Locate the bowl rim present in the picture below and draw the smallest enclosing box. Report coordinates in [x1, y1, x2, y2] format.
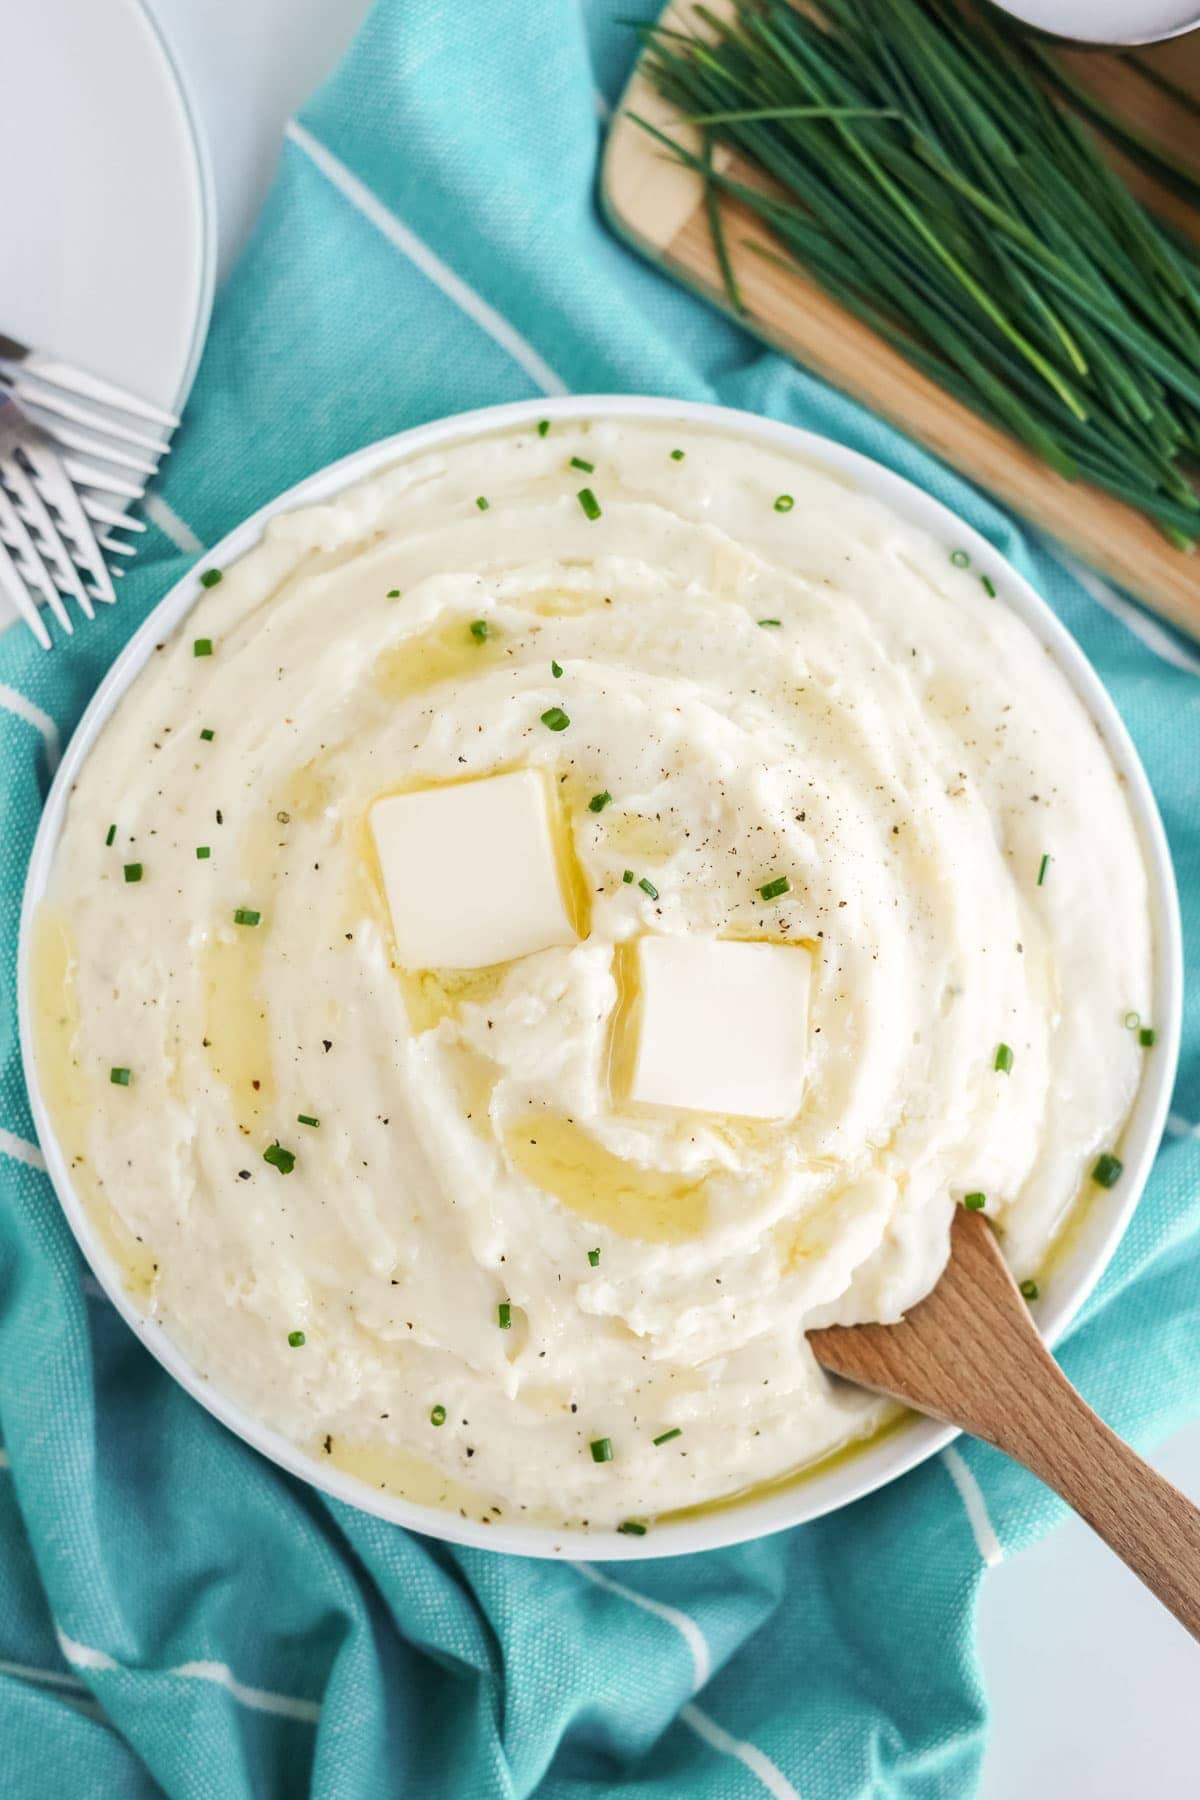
[18, 394, 1183, 1560]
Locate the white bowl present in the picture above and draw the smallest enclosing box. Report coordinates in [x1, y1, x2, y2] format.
[19, 397, 1183, 1559]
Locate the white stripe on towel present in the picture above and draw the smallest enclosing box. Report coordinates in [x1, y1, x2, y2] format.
[55, 1629, 321, 1723]
[0, 1129, 46, 1172]
[1064, 556, 1200, 678]
[0, 1657, 85, 1693]
[571, 1560, 711, 1690]
[0, 1447, 9, 1468]
[141, 494, 203, 556]
[942, 1445, 1003, 1567]
[286, 121, 569, 398]
[681, 1703, 802, 1800]
[0, 685, 60, 772]
[1166, 1113, 1200, 1139]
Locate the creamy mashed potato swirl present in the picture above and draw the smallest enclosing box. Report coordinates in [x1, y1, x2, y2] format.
[36, 419, 1152, 1529]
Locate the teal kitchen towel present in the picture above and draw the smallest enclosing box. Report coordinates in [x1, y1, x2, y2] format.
[1, 3, 1198, 1795]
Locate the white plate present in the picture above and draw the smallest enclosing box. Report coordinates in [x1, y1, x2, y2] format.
[19, 398, 1184, 1560]
[0, 0, 215, 627]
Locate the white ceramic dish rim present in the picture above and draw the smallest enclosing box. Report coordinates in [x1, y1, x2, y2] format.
[18, 395, 1183, 1560]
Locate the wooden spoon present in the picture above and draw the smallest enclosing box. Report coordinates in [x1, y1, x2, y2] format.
[809, 1206, 1200, 1641]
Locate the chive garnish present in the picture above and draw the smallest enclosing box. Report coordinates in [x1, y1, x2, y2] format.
[195, 846, 211, 860]
[233, 907, 261, 927]
[773, 494, 794, 513]
[981, 575, 997, 598]
[617, 1520, 647, 1536]
[622, 870, 634, 883]
[541, 706, 570, 732]
[105, 823, 116, 847]
[287, 1329, 305, 1347]
[950, 549, 971, 569]
[570, 457, 595, 473]
[638, 877, 659, 899]
[430, 1404, 447, 1427]
[297, 1114, 320, 1128]
[123, 862, 143, 883]
[551, 660, 563, 678]
[587, 1248, 600, 1267]
[758, 618, 782, 628]
[264, 1142, 296, 1174]
[469, 619, 489, 641]
[588, 791, 612, 813]
[1037, 853, 1050, 886]
[1092, 1152, 1123, 1188]
[670, 448, 685, 461]
[653, 1427, 682, 1446]
[199, 569, 223, 589]
[963, 1192, 986, 1211]
[1019, 1279, 1039, 1300]
[475, 496, 489, 511]
[193, 638, 213, 657]
[387, 588, 401, 598]
[109, 1067, 131, 1087]
[590, 1437, 613, 1463]
[200, 727, 215, 741]
[537, 420, 550, 437]
[1139, 1027, 1157, 1047]
[760, 875, 790, 900]
[497, 1301, 512, 1329]
[994, 1043, 1014, 1073]
[1123, 1010, 1140, 1030]
[577, 488, 601, 521]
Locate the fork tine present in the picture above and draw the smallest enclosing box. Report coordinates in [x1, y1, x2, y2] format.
[0, 480, 74, 634]
[61, 454, 144, 501]
[27, 418, 160, 478]
[0, 342, 179, 429]
[21, 442, 115, 604]
[81, 494, 147, 532]
[3, 453, 91, 615]
[2, 373, 172, 455]
[0, 537, 53, 649]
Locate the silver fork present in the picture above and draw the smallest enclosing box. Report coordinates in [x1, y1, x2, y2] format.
[0, 334, 177, 647]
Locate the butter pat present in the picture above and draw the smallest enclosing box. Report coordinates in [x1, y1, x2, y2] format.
[371, 770, 579, 970]
[626, 937, 810, 1118]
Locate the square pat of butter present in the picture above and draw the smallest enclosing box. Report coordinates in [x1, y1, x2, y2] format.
[371, 770, 579, 970]
[626, 936, 810, 1119]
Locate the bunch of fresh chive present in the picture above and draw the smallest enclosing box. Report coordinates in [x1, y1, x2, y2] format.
[633, 0, 1200, 546]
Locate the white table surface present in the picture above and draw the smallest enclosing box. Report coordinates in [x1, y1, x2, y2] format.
[142, 2, 1200, 1789]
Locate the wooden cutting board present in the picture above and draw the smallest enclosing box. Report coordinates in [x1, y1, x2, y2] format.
[601, 5, 1200, 640]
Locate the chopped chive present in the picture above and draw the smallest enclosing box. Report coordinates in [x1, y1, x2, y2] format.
[981, 575, 997, 597]
[570, 457, 595, 473]
[497, 1301, 512, 1329]
[590, 1437, 613, 1463]
[537, 420, 550, 437]
[297, 1114, 320, 1128]
[653, 1427, 682, 1446]
[287, 1329, 305, 1347]
[1019, 1278, 1039, 1300]
[193, 638, 213, 657]
[430, 1403, 447, 1427]
[773, 494, 794, 513]
[109, 1066, 131, 1087]
[541, 706, 570, 732]
[963, 1192, 986, 1211]
[577, 487, 601, 521]
[994, 1043, 1014, 1073]
[1123, 1010, 1140, 1030]
[588, 791, 612, 813]
[387, 588, 401, 598]
[199, 569, 223, 589]
[638, 877, 659, 899]
[622, 870, 634, 884]
[1037, 853, 1050, 886]
[475, 496, 489, 511]
[758, 618, 782, 628]
[105, 823, 116, 847]
[264, 1142, 296, 1175]
[233, 907, 261, 927]
[123, 862, 143, 883]
[195, 846, 211, 860]
[670, 448, 685, 461]
[617, 1520, 647, 1535]
[1092, 1152, 1123, 1188]
[759, 875, 790, 901]
[1139, 1027, 1157, 1047]
[587, 1248, 601, 1267]
[950, 549, 971, 569]
[200, 727, 215, 741]
[469, 619, 489, 641]
[551, 660, 563, 678]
